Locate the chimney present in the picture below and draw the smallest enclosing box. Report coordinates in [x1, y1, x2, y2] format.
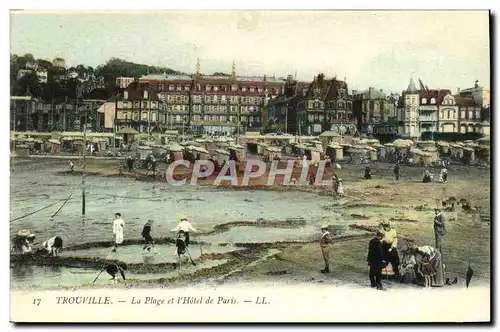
[123, 91, 128, 100]
[457, 88, 461, 95]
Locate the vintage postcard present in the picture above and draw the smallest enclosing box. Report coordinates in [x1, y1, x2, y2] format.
[9, 9, 491, 323]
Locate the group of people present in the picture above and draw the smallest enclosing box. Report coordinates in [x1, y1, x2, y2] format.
[319, 207, 450, 290]
[11, 229, 64, 257]
[112, 212, 198, 258]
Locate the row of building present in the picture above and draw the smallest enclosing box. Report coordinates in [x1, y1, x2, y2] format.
[10, 60, 490, 139]
[267, 76, 490, 139]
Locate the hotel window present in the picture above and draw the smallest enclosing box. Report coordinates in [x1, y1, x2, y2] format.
[123, 102, 129, 109]
[196, 84, 201, 91]
[143, 102, 148, 108]
[421, 98, 427, 104]
[206, 85, 211, 91]
[135, 102, 140, 108]
[431, 98, 436, 104]
[184, 85, 190, 91]
[232, 85, 237, 91]
[250, 87, 255, 93]
[169, 85, 174, 91]
[176, 85, 182, 91]
[475, 110, 480, 119]
[242, 86, 247, 92]
[133, 112, 139, 121]
[152, 102, 157, 108]
[158, 84, 164, 91]
[214, 86, 219, 91]
[469, 111, 473, 119]
[152, 112, 157, 122]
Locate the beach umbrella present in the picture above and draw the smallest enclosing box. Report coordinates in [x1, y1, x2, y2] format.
[466, 262, 474, 288]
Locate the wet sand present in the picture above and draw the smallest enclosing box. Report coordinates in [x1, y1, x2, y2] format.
[10, 158, 490, 290]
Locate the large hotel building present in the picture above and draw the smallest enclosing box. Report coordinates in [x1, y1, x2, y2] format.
[125, 61, 296, 134]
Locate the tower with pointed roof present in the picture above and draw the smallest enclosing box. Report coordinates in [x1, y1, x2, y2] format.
[403, 77, 420, 139]
[196, 58, 200, 77]
[231, 60, 236, 81]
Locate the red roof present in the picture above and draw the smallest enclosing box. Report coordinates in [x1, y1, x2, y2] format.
[454, 96, 479, 107]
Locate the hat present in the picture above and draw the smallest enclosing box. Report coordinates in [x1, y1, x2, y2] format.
[380, 220, 390, 226]
[179, 215, 187, 221]
[320, 224, 329, 230]
[115, 212, 121, 217]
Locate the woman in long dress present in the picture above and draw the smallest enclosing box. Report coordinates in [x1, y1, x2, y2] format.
[112, 213, 125, 252]
[415, 245, 444, 287]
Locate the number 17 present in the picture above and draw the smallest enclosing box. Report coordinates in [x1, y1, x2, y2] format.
[32, 299, 41, 306]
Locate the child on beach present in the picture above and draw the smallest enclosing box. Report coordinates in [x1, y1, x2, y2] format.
[419, 255, 436, 288]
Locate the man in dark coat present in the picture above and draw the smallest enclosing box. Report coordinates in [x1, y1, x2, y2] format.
[433, 208, 446, 255]
[364, 166, 372, 179]
[367, 231, 386, 290]
[126, 156, 134, 172]
[141, 220, 155, 250]
[394, 164, 400, 180]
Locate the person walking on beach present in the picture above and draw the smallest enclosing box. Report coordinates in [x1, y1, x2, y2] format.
[433, 208, 446, 255]
[69, 161, 74, 173]
[141, 220, 155, 251]
[319, 225, 333, 273]
[367, 231, 386, 290]
[126, 156, 134, 172]
[171, 215, 197, 247]
[394, 163, 400, 180]
[112, 213, 125, 252]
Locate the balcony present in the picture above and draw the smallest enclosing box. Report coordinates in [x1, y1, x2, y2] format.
[419, 116, 437, 122]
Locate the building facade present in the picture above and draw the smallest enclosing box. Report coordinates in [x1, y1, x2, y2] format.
[10, 90, 108, 132]
[352, 87, 398, 136]
[458, 80, 490, 108]
[455, 96, 484, 134]
[137, 62, 286, 134]
[116, 77, 136, 89]
[112, 82, 167, 134]
[295, 74, 355, 136]
[398, 78, 420, 139]
[437, 90, 459, 133]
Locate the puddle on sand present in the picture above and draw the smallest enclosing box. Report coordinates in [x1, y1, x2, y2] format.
[60, 244, 241, 264]
[198, 225, 369, 244]
[10, 260, 229, 290]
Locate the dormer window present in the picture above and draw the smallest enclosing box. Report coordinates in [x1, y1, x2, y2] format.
[430, 98, 436, 104]
[421, 98, 427, 104]
[123, 91, 128, 100]
[143, 90, 148, 99]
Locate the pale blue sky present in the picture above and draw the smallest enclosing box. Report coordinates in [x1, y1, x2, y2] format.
[10, 10, 490, 93]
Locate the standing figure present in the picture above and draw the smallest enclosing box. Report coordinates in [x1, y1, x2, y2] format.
[418, 255, 436, 288]
[126, 156, 134, 172]
[69, 161, 74, 173]
[414, 245, 445, 287]
[441, 168, 448, 183]
[367, 231, 386, 290]
[319, 225, 333, 273]
[422, 170, 432, 183]
[394, 164, 400, 180]
[112, 213, 125, 252]
[364, 166, 372, 179]
[433, 208, 446, 255]
[337, 179, 345, 198]
[380, 221, 400, 276]
[331, 174, 339, 196]
[43, 235, 64, 257]
[171, 215, 197, 247]
[141, 220, 155, 251]
[151, 156, 157, 175]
